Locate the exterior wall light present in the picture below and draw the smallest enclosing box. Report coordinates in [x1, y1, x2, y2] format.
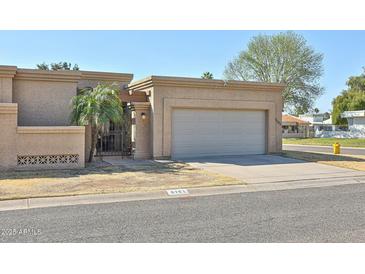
[141, 112, 147, 120]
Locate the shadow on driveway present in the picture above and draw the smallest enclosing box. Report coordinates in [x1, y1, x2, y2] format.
[179, 154, 305, 166]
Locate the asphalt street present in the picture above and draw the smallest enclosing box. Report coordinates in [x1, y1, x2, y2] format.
[1, 183, 365, 242]
[283, 144, 365, 155]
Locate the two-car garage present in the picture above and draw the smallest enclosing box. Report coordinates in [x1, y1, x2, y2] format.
[128, 76, 284, 159]
[171, 108, 267, 159]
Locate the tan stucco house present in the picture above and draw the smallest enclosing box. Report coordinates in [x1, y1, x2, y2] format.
[0, 65, 284, 171]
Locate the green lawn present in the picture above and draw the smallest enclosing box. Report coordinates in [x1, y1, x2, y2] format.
[283, 138, 365, 147]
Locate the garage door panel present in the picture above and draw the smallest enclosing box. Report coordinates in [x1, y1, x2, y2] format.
[172, 109, 266, 158]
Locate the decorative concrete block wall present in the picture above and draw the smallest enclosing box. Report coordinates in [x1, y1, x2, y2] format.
[0, 103, 85, 171]
[16, 126, 85, 169]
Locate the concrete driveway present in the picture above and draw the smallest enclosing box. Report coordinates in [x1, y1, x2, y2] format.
[185, 154, 365, 184]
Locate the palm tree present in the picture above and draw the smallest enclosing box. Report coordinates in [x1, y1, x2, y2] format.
[71, 83, 124, 162]
[201, 72, 214, 79]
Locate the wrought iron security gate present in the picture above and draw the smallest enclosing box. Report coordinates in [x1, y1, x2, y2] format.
[95, 105, 132, 157]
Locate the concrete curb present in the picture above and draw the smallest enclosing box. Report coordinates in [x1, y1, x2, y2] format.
[284, 144, 365, 150]
[2, 175, 365, 212]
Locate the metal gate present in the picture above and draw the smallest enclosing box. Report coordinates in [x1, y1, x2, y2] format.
[95, 105, 132, 157]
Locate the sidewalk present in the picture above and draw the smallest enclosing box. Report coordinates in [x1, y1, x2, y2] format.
[2, 174, 365, 212]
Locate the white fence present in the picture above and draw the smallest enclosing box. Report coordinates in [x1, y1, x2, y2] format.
[315, 128, 365, 138]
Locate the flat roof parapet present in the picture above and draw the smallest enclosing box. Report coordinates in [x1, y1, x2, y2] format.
[15, 68, 82, 82]
[0, 65, 133, 83]
[0, 65, 17, 77]
[128, 75, 285, 92]
[80, 70, 133, 82]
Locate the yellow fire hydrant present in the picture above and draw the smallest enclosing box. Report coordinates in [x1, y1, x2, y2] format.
[333, 142, 340, 155]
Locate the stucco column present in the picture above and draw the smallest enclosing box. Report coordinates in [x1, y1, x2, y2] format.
[0, 103, 18, 170]
[0, 66, 17, 103]
[132, 102, 151, 159]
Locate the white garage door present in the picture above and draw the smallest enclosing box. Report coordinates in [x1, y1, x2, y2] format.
[171, 109, 266, 158]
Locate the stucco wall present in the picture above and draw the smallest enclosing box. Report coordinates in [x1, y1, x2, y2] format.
[0, 66, 134, 169]
[152, 86, 282, 158]
[0, 104, 18, 170]
[0, 78, 13, 103]
[129, 78, 283, 159]
[10, 69, 134, 127]
[0, 66, 16, 103]
[16, 127, 85, 169]
[77, 71, 133, 90]
[0, 103, 85, 171]
[132, 102, 152, 159]
[13, 79, 77, 126]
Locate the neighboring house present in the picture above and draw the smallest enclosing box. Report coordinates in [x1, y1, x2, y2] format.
[298, 113, 346, 138]
[323, 115, 334, 129]
[282, 114, 310, 138]
[341, 110, 365, 130]
[321, 114, 346, 131]
[0, 65, 285, 171]
[315, 111, 362, 138]
[299, 113, 334, 131]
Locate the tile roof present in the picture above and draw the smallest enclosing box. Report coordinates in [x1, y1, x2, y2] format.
[282, 114, 310, 125]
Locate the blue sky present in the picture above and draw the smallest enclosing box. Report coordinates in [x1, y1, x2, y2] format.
[1, 30, 365, 112]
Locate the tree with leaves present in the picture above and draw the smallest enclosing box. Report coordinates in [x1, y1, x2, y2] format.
[201, 72, 214, 79]
[70, 83, 123, 162]
[332, 69, 365, 125]
[36, 63, 49, 70]
[36, 62, 79, 71]
[224, 31, 324, 115]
